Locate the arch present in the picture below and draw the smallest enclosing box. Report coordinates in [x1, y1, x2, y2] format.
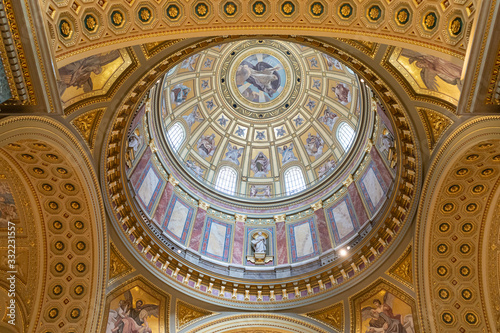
[284, 166, 306, 196]
[167, 122, 185, 151]
[337, 122, 355, 151]
[215, 166, 238, 195]
[415, 117, 500, 332]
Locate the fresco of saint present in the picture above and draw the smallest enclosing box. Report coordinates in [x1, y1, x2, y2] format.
[250, 152, 271, 177]
[197, 134, 216, 158]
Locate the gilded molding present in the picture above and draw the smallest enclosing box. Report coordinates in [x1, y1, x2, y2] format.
[71, 108, 105, 150]
[416, 108, 453, 151]
[176, 299, 215, 330]
[386, 243, 413, 289]
[303, 300, 344, 332]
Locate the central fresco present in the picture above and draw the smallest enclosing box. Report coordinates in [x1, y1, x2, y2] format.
[157, 39, 365, 199]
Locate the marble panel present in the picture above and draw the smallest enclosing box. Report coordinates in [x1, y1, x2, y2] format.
[201, 218, 232, 262]
[276, 222, 288, 265]
[315, 209, 332, 252]
[152, 182, 174, 226]
[288, 218, 319, 263]
[130, 147, 152, 185]
[348, 183, 369, 226]
[370, 148, 393, 185]
[232, 221, 245, 264]
[359, 162, 388, 215]
[161, 196, 194, 245]
[327, 197, 359, 244]
[188, 208, 206, 251]
[135, 162, 164, 214]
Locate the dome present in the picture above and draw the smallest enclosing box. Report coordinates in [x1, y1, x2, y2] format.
[158, 40, 363, 200]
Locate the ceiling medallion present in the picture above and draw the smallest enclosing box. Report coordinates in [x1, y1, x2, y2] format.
[194, 2, 209, 18]
[310, 2, 324, 17]
[59, 19, 73, 38]
[83, 14, 98, 32]
[281, 1, 295, 16]
[339, 3, 353, 19]
[166, 4, 181, 21]
[449, 17, 463, 36]
[423, 11, 438, 31]
[110, 10, 125, 27]
[367, 5, 382, 22]
[219, 40, 301, 119]
[395, 8, 410, 26]
[252, 1, 266, 16]
[223, 1, 237, 17]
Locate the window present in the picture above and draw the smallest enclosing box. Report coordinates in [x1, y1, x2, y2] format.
[337, 122, 355, 151]
[284, 166, 306, 196]
[167, 122, 185, 151]
[215, 166, 237, 195]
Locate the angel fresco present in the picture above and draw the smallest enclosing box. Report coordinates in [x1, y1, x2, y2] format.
[322, 54, 343, 71]
[361, 292, 414, 333]
[57, 50, 121, 96]
[400, 49, 462, 91]
[249, 185, 271, 198]
[332, 83, 352, 106]
[278, 143, 298, 165]
[105, 290, 159, 333]
[304, 133, 325, 159]
[197, 134, 216, 158]
[223, 144, 244, 166]
[318, 159, 336, 178]
[185, 160, 204, 178]
[318, 106, 339, 131]
[251, 152, 271, 177]
[182, 105, 203, 128]
[235, 57, 282, 99]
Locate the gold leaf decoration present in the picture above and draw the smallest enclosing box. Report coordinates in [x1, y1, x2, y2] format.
[108, 242, 134, 285]
[387, 244, 413, 288]
[417, 108, 453, 150]
[176, 299, 214, 330]
[304, 301, 344, 331]
[71, 108, 104, 149]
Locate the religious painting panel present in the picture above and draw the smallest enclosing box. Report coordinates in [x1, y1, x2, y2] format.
[387, 47, 462, 106]
[350, 279, 418, 333]
[104, 277, 169, 333]
[57, 48, 134, 109]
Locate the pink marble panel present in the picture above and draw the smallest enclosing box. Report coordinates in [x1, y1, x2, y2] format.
[130, 103, 146, 131]
[376, 102, 394, 134]
[370, 148, 392, 185]
[276, 222, 288, 265]
[348, 183, 369, 225]
[232, 221, 245, 264]
[130, 147, 152, 186]
[188, 208, 206, 251]
[315, 209, 332, 252]
[152, 182, 174, 226]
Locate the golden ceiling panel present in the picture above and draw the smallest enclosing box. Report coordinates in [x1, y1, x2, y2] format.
[176, 299, 215, 331]
[108, 242, 134, 286]
[71, 107, 105, 150]
[386, 244, 414, 289]
[141, 38, 184, 60]
[303, 300, 344, 332]
[37, 0, 472, 61]
[417, 108, 453, 151]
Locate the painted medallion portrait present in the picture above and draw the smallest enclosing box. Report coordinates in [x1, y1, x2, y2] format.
[235, 53, 286, 103]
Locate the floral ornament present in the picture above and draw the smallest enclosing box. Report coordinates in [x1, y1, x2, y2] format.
[252, 1, 266, 16]
[138, 7, 152, 23]
[111, 10, 124, 27]
[166, 4, 180, 20]
[367, 5, 381, 21]
[281, 1, 295, 16]
[59, 19, 72, 38]
[339, 3, 353, 19]
[449, 17, 462, 36]
[396, 8, 410, 25]
[195, 3, 209, 17]
[423, 12, 438, 30]
[224, 2, 237, 16]
[310, 2, 324, 17]
[84, 14, 98, 32]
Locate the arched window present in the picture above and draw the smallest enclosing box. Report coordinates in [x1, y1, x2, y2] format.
[337, 122, 355, 151]
[215, 166, 237, 195]
[167, 122, 185, 151]
[284, 166, 306, 196]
